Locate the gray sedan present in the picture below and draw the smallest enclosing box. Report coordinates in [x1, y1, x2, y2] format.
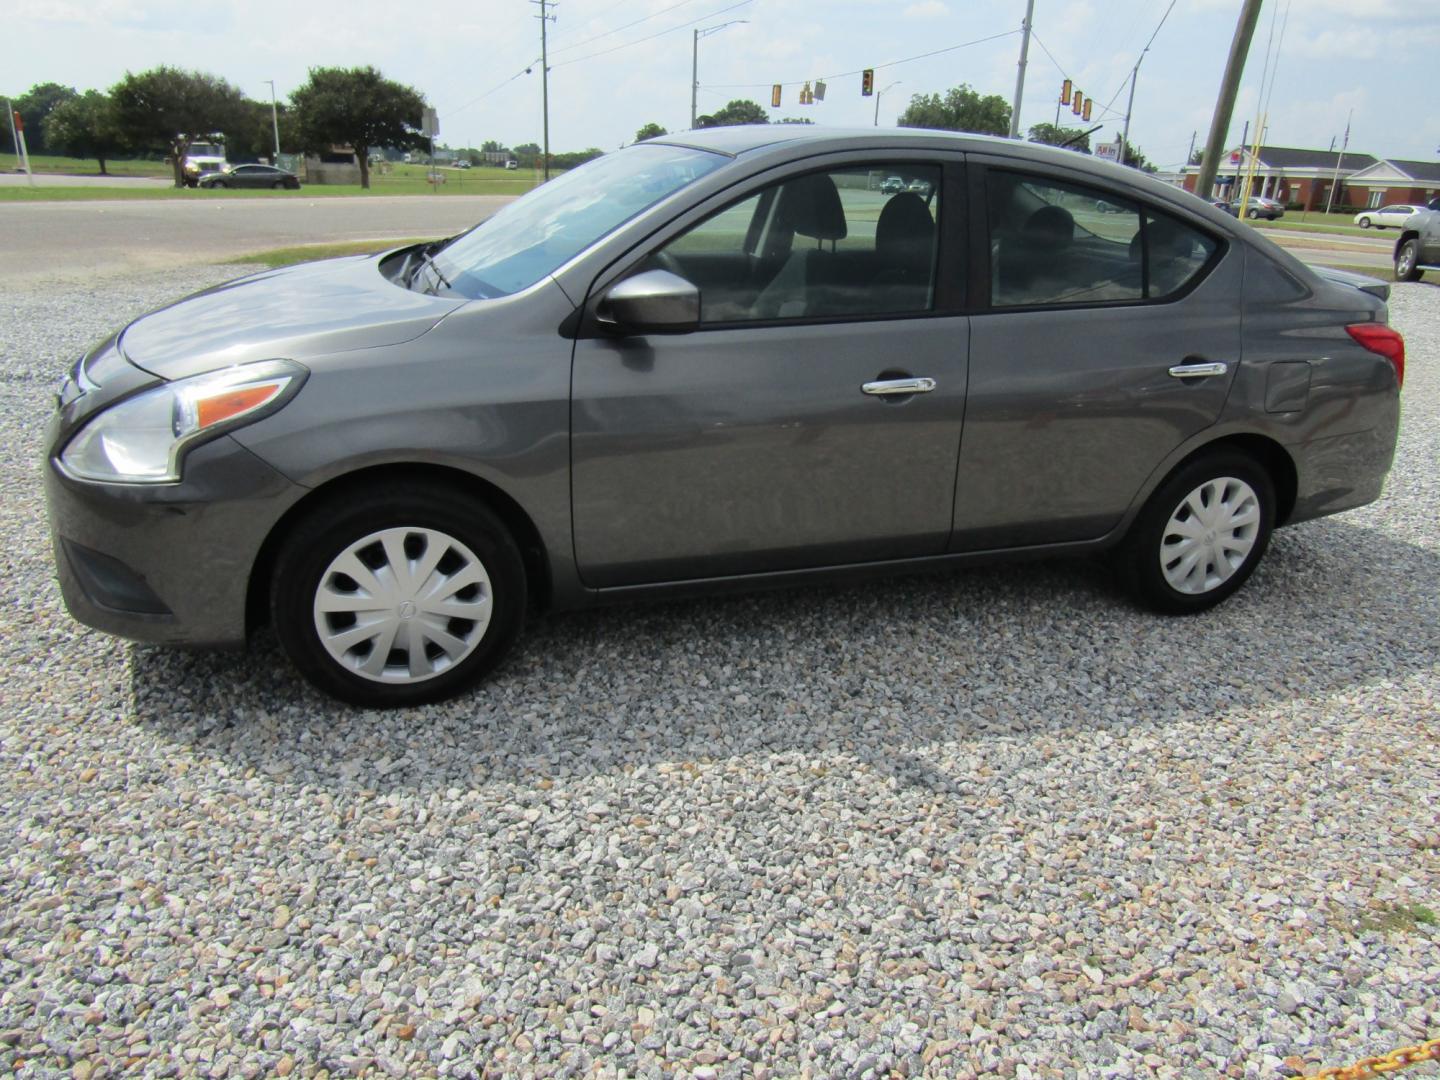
[199, 164, 301, 190]
[44, 127, 1403, 706]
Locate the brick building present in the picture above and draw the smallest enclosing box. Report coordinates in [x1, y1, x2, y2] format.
[1181, 146, 1377, 211]
[1342, 159, 1440, 209]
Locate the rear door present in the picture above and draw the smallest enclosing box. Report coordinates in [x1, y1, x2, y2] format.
[951, 159, 1240, 550]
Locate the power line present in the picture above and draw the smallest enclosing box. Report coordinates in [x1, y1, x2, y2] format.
[1028, 31, 1125, 122]
[703, 28, 1023, 91]
[551, 0, 754, 69]
[1098, 0, 1177, 122]
[549, 0, 706, 57]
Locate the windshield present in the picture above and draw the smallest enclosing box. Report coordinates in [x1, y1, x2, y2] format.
[428, 144, 725, 299]
[189, 143, 222, 157]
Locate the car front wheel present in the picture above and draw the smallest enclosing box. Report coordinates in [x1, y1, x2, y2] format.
[1247, 208, 1260, 219]
[270, 483, 526, 706]
[1395, 239, 1423, 281]
[1121, 452, 1275, 614]
[1358, 217, 1371, 228]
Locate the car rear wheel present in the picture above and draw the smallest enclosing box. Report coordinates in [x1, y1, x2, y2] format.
[1120, 451, 1275, 614]
[1395, 238, 1423, 281]
[270, 483, 526, 706]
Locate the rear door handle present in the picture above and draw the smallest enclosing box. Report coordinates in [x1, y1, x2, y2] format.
[862, 377, 937, 396]
[1168, 362, 1228, 379]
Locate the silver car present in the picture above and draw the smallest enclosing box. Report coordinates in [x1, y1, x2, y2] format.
[44, 127, 1404, 706]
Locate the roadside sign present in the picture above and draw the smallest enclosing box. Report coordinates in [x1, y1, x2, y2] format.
[422, 108, 439, 138]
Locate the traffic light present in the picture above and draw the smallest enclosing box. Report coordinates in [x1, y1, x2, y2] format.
[1072, 92, 1083, 116]
[1061, 79, 1072, 106]
[1082, 97, 1092, 122]
[814, 80, 826, 102]
[772, 84, 782, 108]
[862, 69, 874, 96]
[800, 81, 814, 105]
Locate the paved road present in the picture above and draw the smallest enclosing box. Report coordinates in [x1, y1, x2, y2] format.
[0, 195, 514, 283]
[1260, 224, 1395, 271]
[0, 172, 171, 187]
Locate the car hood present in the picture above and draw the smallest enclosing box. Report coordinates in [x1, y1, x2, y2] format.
[118, 253, 466, 381]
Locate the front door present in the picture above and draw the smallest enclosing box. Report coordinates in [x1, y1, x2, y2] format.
[570, 160, 969, 588]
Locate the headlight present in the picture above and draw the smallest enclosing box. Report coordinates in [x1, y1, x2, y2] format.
[59, 359, 307, 483]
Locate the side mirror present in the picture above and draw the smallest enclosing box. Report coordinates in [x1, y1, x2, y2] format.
[596, 269, 700, 335]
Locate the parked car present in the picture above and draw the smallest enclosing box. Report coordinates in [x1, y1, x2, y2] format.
[1394, 204, 1440, 282]
[880, 175, 905, 194]
[199, 164, 301, 190]
[505, 160, 519, 170]
[1208, 199, 1239, 217]
[44, 128, 1403, 706]
[456, 160, 472, 169]
[907, 178, 932, 196]
[1241, 196, 1284, 220]
[1354, 204, 1417, 229]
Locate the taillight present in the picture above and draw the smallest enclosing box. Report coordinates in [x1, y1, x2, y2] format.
[1346, 323, 1405, 389]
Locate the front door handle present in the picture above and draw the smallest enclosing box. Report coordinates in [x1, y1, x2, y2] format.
[862, 377, 937, 396]
[1168, 361, 1229, 379]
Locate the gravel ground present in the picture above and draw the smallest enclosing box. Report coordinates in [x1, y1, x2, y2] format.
[1, 269, 1436, 1079]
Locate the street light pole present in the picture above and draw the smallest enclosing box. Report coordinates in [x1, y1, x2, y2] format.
[263, 80, 281, 163]
[874, 81, 900, 126]
[690, 21, 747, 128]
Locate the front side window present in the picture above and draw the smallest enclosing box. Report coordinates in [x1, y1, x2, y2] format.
[988, 171, 1218, 307]
[430, 144, 726, 299]
[648, 164, 944, 324]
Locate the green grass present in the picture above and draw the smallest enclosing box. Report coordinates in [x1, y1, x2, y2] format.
[1356, 902, 1437, 935]
[235, 237, 435, 268]
[1, 151, 172, 177]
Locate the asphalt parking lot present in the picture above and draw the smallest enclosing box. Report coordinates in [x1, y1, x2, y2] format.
[0, 264, 1436, 1078]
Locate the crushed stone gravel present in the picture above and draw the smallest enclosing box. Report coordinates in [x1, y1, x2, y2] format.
[1, 267, 1436, 1079]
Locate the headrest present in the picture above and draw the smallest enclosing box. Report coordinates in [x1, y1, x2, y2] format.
[1022, 205, 1074, 248]
[781, 172, 848, 242]
[876, 192, 935, 257]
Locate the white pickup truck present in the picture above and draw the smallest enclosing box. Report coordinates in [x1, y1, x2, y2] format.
[182, 141, 228, 187]
[1395, 200, 1440, 281]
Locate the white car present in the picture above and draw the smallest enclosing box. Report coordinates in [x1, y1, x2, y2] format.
[1354, 204, 1418, 230]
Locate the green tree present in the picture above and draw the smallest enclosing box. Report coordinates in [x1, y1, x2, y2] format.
[43, 90, 126, 174]
[511, 142, 542, 168]
[634, 122, 667, 142]
[110, 67, 250, 186]
[8, 82, 79, 154]
[898, 84, 1009, 136]
[695, 99, 768, 128]
[481, 139, 503, 153]
[225, 99, 298, 161]
[1027, 122, 1091, 153]
[290, 66, 426, 189]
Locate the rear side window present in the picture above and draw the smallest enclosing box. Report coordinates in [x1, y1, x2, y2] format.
[987, 171, 1217, 307]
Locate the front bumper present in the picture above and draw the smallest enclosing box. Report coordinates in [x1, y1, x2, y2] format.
[43, 426, 306, 648]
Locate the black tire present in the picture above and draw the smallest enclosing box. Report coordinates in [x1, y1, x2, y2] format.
[1247, 208, 1260, 219]
[213, 180, 228, 189]
[270, 482, 526, 706]
[272, 180, 285, 190]
[1358, 217, 1371, 228]
[1395, 238, 1424, 282]
[1119, 451, 1275, 615]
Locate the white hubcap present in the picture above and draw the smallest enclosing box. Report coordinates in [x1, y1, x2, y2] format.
[1159, 477, 1261, 595]
[312, 527, 492, 684]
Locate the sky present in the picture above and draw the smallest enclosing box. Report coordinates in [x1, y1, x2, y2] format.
[8, 0, 1439, 170]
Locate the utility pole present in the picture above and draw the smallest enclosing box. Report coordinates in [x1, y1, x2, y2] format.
[1008, 0, 1036, 139]
[1120, 64, 1139, 166]
[1325, 109, 1352, 216]
[1186, 129, 1197, 169]
[1195, 0, 1264, 200]
[263, 80, 281, 163]
[533, 0, 556, 181]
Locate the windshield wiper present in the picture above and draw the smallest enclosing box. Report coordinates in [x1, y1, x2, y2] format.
[405, 240, 454, 294]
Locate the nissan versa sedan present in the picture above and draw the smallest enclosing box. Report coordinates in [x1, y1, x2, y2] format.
[44, 127, 1404, 706]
